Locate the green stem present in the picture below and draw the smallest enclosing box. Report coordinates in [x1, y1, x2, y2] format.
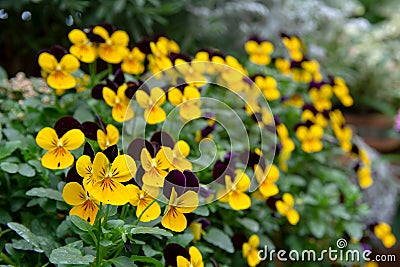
[107, 64, 113, 76]
[134, 196, 159, 225]
[120, 204, 129, 220]
[112, 242, 124, 258]
[95, 202, 103, 267]
[89, 62, 97, 85]
[0, 252, 15, 266]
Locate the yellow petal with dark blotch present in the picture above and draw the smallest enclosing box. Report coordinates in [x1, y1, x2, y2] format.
[228, 191, 251, 210]
[176, 190, 198, 213]
[161, 206, 187, 232]
[70, 200, 99, 225]
[59, 54, 80, 73]
[103, 87, 117, 107]
[62, 182, 86, 206]
[36, 127, 58, 150]
[47, 71, 76, 89]
[76, 155, 92, 178]
[110, 154, 136, 182]
[38, 52, 57, 73]
[42, 147, 74, 169]
[91, 178, 129, 205]
[60, 129, 85, 150]
[92, 152, 109, 181]
[126, 184, 141, 206]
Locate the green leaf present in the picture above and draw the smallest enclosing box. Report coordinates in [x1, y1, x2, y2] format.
[142, 245, 162, 257]
[131, 255, 163, 267]
[308, 220, 326, 238]
[237, 218, 260, 232]
[203, 227, 234, 253]
[0, 162, 19, 173]
[130, 226, 173, 237]
[109, 256, 138, 267]
[344, 222, 364, 240]
[49, 246, 95, 264]
[0, 140, 21, 160]
[26, 187, 63, 201]
[0, 65, 8, 80]
[7, 222, 43, 253]
[18, 163, 36, 177]
[106, 219, 124, 229]
[167, 233, 194, 247]
[192, 205, 209, 216]
[70, 215, 92, 232]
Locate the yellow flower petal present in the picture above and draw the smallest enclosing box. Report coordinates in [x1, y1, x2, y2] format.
[112, 103, 134, 122]
[176, 190, 199, 213]
[175, 140, 190, 157]
[177, 256, 191, 267]
[110, 30, 129, 46]
[189, 246, 204, 267]
[38, 52, 57, 73]
[59, 54, 80, 73]
[245, 40, 258, 54]
[144, 106, 166, 124]
[135, 90, 150, 109]
[68, 29, 87, 44]
[249, 235, 259, 248]
[110, 154, 136, 182]
[62, 182, 86, 206]
[142, 169, 165, 187]
[180, 103, 201, 121]
[92, 152, 109, 181]
[103, 87, 117, 107]
[140, 148, 153, 171]
[76, 155, 93, 178]
[97, 124, 119, 150]
[287, 209, 300, 225]
[247, 249, 261, 267]
[36, 127, 58, 150]
[259, 182, 279, 198]
[70, 200, 99, 225]
[47, 71, 76, 89]
[283, 193, 294, 207]
[126, 184, 141, 206]
[93, 26, 109, 41]
[60, 129, 85, 150]
[382, 234, 396, 248]
[229, 191, 251, 210]
[42, 147, 74, 169]
[150, 87, 166, 106]
[234, 171, 250, 192]
[161, 206, 187, 232]
[168, 88, 183, 106]
[91, 178, 129, 205]
[156, 147, 173, 170]
[136, 196, 161, 222]
[276, 200, 288, 216]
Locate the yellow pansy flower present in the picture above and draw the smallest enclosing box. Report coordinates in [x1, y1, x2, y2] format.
[217, 170, 251, 210]
[168, 86, 201, 121]
[92, 26, 129, 64]
[36, 127, 85, 169]
[254, 75, 280, 101]
[136, 87, 167, 124]
[38, 52, 80, 90]
[68, 29, 97, 63]
[174, 59, 207, 87]
[121, 47, 146, 75]
[97, 124, 119, 150]
[141, 147, 173, 187]
[243, 234, 261, 267]
[309, 84, 333, 112]
[76, 155, 95, 192]
[126, 184, 161, 222]
[169, 140, 192, 171]
[103, 84, 134, 123]
[62, 182, 99, 225]
[296, 123, 324, 153]
[90, 152, 136, 205]
[357, 166, 373, 189]
[177, 246, 204, 267]
[245, 39, 274, 65]
[374, 222, 396, 248]
[282, 35, 303, 61]
[254, 164, 279, 198]
[275, 58, 291, 75]
[276, 193, 300, 225]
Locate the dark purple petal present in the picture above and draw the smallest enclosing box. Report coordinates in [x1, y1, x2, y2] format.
[132, 165, 145, 188]
[210, 258, 219, 267]
[183, 170, 199, 193]
[91, 84, 105, 100]
[169, 52, 191, 63]
[163, 170, 186, 198]
[266, 196, 278, 211]
[201, 124, 215, 138]
[127, 138, 155, 160]
[113, 69, 125, 86]
[125, 81, 141, 99]
[135, 38, 152, 55]
[54, 116, 82, 137]
[351, 144, 360, 155]
[48, 45, 67, 61]
[248, 34, 265, 43]
[199, 187, 214, 199]
[232, 233, 247, 250]
[105, 78, 118, 92]
[163, 243, 190, 267]
[212, 160, 235, 184]
[124, 239, 132, 252]
[302, 103, 317, 114]
[308, 80, 326, 90]
[81, 122, 99, 140]
[83, 142, 95, 161]
[198, 218, 211, 229]
[65, 165, 83, 185]
[103, 145, 118, 163]
[150, 131, 175, 148]
[239, 150, 265, 169]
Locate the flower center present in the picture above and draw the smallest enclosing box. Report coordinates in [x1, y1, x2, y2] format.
[139, 193, 144, 199]
[151, 158, 157, 168]
[56, 64, 62, 71]
[106, 39, 112, 45]
[57, 139, 63, 147]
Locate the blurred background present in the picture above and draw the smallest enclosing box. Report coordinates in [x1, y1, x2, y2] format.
[0, 0, 400, 265]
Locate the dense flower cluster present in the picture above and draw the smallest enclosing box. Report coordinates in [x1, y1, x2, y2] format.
[34, 23, 395, 266]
